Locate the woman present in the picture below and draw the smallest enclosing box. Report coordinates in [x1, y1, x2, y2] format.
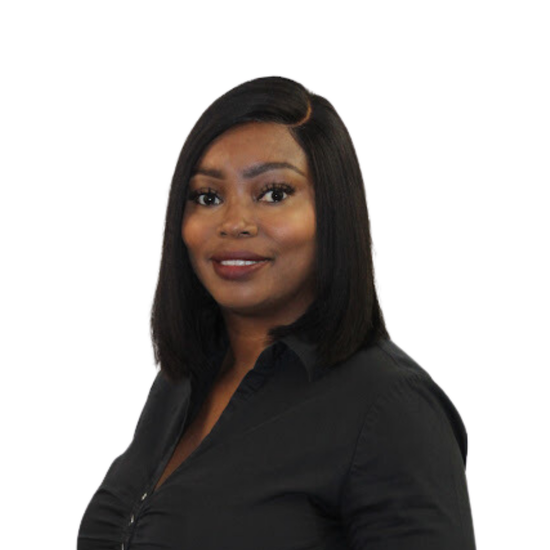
[77, 76, 477, 549]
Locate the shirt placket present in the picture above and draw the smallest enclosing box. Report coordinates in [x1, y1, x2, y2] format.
[120, 342, 284, 549]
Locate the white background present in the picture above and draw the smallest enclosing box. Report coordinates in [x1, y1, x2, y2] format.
[1, 1, 548, 548]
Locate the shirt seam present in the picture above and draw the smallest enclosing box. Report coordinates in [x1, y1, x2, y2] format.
[337, 364, 427, 512]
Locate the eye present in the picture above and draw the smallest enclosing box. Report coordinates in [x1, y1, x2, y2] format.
[186, 182, 296, 207]
[187, 187, 222, 207]
[258, 183, 295, 204]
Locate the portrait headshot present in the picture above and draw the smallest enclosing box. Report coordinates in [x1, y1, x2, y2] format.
[75, 76, 476, 549]
[3, 3, 548, 550]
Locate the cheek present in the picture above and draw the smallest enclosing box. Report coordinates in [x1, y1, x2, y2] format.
[181, 215, 205, 251]
[181, 216, 210, 276]
[270, 208, 316, 250]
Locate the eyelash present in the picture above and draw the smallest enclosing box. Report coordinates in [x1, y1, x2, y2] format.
[187, 182, 295, 207]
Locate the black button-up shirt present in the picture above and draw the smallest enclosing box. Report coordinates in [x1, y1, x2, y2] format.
[77, 334, 477, 549]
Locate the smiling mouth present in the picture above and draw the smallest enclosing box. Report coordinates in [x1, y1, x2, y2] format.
[216, 259, 269, 266]
[212, 258, 271, 280]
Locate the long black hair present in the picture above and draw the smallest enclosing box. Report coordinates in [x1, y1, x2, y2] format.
[150, 76, 390, 384]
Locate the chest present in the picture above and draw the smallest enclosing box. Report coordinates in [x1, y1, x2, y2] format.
[153, 376, 239, 492]
[144, 386, 348, 549]
[78, 363, 356, 550]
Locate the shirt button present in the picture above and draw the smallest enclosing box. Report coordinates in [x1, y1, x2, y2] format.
[140, 492, 147, 501]
[129, 514, 135, 525]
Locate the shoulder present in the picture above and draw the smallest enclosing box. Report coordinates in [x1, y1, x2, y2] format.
[337, 341, 476, 548]
[324, 338, 432, 403]
[132, 369, 192, 438]
[324, 338, 469, 463]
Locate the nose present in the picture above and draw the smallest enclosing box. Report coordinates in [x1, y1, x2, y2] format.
[218, 196, 258, 237]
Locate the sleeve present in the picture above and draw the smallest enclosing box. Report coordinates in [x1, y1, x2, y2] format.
[340, 373, 477, 550]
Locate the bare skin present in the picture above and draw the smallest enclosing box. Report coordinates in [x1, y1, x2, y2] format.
[154, 353, 239, 491]
[154, 121, 317, 492]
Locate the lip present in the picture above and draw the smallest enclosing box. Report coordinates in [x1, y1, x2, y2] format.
[212, 258, 271, 281]
[211, 250, 272, 262]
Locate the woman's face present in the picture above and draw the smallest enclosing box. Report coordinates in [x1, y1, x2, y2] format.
[182, 122, 316, 321]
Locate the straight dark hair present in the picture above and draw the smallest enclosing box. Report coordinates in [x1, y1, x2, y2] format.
[150, 76, 390, 384]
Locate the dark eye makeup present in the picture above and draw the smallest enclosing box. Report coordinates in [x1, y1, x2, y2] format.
[187, 182, 295, 207]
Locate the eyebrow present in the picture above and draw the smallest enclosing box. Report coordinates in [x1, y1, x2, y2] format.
[190, 161, 306, 179]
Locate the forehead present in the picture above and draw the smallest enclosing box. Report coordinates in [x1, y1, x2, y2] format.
[198, 122, 307, 170]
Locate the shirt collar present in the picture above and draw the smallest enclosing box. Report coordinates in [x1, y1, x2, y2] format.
[211, 329, 321, 383]
[279, 333, 321, 383]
